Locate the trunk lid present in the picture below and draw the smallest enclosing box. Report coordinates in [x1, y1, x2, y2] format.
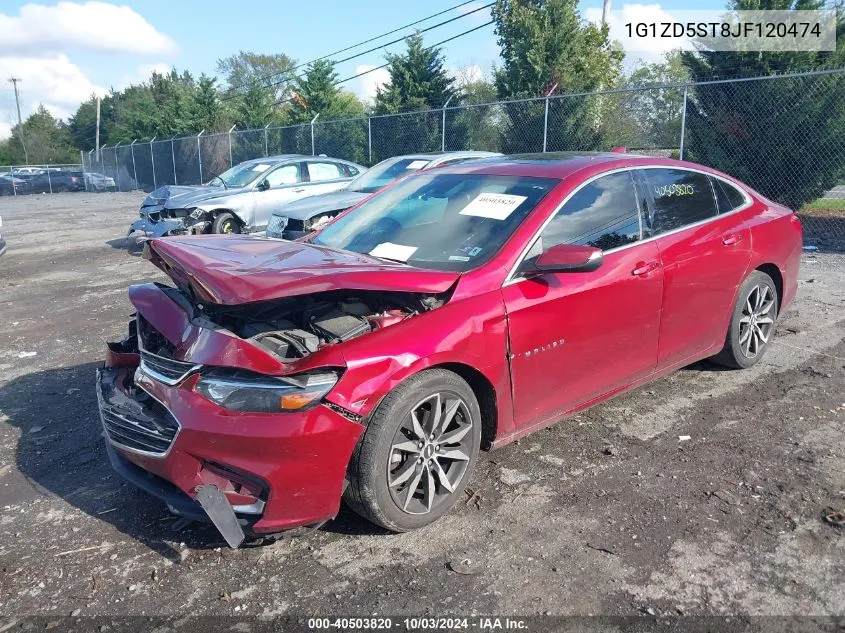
[145, 235, 459, 305]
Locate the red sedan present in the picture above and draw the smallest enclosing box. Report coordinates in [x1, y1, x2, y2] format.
[98, 153, 802, 546]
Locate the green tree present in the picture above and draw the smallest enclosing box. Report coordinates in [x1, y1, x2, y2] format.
[606, 50, 689, 150]
[3, 106, 78, 164]
[289, 60, 364, 122]
[216, 51, 297, 102]
[190, 74, 228, 133]
[233, 81, 279, 129]
[446, 67, 501, 151]
[374, 33, 456, 114]
[491, 0, 623, 152]
[371, 33, 455, 160]
[681, 0, 845, 208]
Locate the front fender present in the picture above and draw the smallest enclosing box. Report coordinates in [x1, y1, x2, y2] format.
[323, 290, 516, 439]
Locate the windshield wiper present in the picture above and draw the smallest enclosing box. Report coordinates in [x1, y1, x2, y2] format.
[206, 171, 228, 189]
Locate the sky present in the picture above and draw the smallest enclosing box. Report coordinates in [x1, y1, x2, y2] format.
[0, 0, 727, 140]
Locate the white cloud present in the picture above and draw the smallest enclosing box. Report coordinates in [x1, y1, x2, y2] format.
[351, 64, 391, 104]
[0, 55, 107, 139]
[449, 64, 486, 87]
[0, 119, 12, 142]
[0, 1, 177, 56]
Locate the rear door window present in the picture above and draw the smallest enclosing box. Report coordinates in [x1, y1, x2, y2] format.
[643, 168, 718, 234]
[307, 162, 345, 182]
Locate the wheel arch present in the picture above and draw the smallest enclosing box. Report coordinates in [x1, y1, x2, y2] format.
[754, 263, 784, 311]
[345, 358, 502, 452]
[432, 362, 498, 451]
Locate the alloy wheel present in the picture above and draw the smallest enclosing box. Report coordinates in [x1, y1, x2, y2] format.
[387, 392, 473, 515]
[739, 283, 775, 358]
[222, 220, 234, 234]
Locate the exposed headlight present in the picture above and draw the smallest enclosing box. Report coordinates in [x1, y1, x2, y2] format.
[195, 369, 339, 412]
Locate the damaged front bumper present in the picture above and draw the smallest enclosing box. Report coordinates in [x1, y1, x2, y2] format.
[128, 207, 210, 238]
[96, 352, 364, 547]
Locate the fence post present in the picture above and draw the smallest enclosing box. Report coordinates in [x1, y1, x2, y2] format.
[310, 114, 320, 156]
[114, 142, 121, 191]
[130, 139, 138, 190]
[543, 83, 558, 153]
[87, 149, 94, 192]
[441, 95, 454, 152]
[264, 124, 270, 157]
[228, 125, 236, 167]
[47, 165, 52, 194]
[80, 150, 86, 191]
[170, 137, 178, 185]
[150, 136, 157, 190]
[679, 84, 689, 160]
[197, 130, 205, 184]
[367, 117, 372, 164]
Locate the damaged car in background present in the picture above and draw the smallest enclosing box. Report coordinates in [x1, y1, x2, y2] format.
[265, 151, 499, 240]
[127, 154, 365, 238]
[98, 153, 801, 547]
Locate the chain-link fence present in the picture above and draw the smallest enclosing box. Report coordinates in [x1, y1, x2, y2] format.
[65, 68, 845, 247]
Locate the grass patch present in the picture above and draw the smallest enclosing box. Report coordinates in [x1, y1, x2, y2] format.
[799, 197, 845, 216]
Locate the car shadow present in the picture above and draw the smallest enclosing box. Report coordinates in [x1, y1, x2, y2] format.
[105, 237, 143, 256]
[0, 362, 384, 557]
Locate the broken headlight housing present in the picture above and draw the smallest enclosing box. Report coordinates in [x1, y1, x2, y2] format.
[187, 207, 204, 220]
[195, 369, 339, 413]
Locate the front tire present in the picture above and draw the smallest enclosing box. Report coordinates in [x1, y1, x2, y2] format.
[712, 270, 778, 369]
[212, 212, 240, 234]
[344, 369, 482, 532]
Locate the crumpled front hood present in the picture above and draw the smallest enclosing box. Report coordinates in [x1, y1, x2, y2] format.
[142, 184, 245, 210]
[145, 235, 459, 305]
[274, 190, 370, 221]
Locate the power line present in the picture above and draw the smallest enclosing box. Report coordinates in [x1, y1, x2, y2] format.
[222, 1, 493, 101]
[273, 20, 496, 106]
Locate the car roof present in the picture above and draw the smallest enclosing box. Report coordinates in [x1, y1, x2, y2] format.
[238, 154, 363, 167]
[431, 152, 727, 180]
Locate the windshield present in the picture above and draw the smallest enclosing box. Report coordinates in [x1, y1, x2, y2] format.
[348, 156, 434, 194]
[314, 173, 559, 272]
[212, 161, 275, 188]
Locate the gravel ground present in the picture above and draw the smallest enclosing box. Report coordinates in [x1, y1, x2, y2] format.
[0, 192, 844, 619]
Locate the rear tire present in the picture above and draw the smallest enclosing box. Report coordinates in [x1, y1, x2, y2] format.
[712, 270, 778, 369]
[212, 212, 240, 234]
[344, 369, 482, 532]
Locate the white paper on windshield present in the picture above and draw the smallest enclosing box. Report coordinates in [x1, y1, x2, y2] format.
[459, 192, 527, 220]
[406, 160, 429, 170]
[251, 163, 270, 172]
[369, 242, 418, 262]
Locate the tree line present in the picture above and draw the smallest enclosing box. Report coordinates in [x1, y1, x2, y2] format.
[1, 0, 843, 208]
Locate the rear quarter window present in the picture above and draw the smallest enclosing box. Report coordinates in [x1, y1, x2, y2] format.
[710, 176, 748, 213]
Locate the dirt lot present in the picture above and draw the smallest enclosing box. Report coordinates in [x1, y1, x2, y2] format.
[0, 192, 844, 619]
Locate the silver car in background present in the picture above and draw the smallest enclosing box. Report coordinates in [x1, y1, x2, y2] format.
[128, 154, 365, 238]
[264, 151, 500, 240]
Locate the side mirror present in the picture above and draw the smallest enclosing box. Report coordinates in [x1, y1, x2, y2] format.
[522, 243, 603, 275]
[256, 179, 270, 191]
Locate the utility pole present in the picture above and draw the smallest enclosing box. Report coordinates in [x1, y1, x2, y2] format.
[9, 78, 28, 164]
[601, 0, 611, 26]
[95, 96, 101, 162]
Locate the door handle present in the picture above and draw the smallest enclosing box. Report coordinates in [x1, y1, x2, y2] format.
[632, 261, 659, 276]
[292, 187, 305, 193]
[722, 233, 742, 245]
